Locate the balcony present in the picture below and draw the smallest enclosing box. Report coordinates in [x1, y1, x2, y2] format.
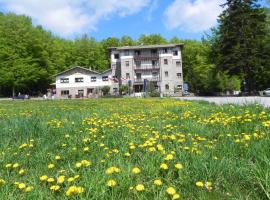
[134, 54, 159, 60]
[134, 65, 160, 71]
[134, 77, 160, 83]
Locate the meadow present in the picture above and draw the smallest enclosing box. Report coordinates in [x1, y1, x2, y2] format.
[0, 98, 269, 200]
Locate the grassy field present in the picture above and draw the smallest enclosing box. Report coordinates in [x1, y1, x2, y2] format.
[0, 99, 269, 200]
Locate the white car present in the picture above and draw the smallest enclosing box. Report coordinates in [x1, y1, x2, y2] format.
[263, 88, 270, 96]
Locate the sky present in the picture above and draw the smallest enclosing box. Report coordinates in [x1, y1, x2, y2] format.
[0, 0, 268, 41]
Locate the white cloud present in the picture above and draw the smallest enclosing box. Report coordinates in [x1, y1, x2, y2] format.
[1, 0, 151, 37]
[164, 0, 225, 32]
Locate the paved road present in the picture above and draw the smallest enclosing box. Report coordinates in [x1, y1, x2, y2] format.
[177, 96, 270, 107]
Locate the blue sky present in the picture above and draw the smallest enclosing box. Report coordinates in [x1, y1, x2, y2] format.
[0, 0, 268, 41]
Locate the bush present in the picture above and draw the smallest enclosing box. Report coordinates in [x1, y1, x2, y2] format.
[101, 86, 110, 96]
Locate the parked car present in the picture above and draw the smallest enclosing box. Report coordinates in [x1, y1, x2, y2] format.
[13, 94, 30, 100]
[262, 88, 270, 96]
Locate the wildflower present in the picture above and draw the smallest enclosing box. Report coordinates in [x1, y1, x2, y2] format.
[19, 169, 25, 175]
[107, 179, 117, 187]
[83, 147, 89, 152]
[47, 178, 55, 183]
[196, 181, 204, 187]
[124, 152, 131, 157]
[172, 193, 180, 200]
[81, 160, 91, 167]
[0, 179, 6, 186]
[67, 177, 75, 182]
[166, 187, 176, 195]
[57, 176, 65, 184]
[75, 162, 82, 168]
[65, 186, 84, 196]
[175, 163, 183, 170]
[135, 184, 145, 191]
[105, 167, 121, 174]
[25, 186, 33, 192]
[40, 175, 48, 181]
[132, 167, 141, 174]
[50, 185, 60, 191]
[5, 164, 12, 168]
[205, 181, 213, 190]
[48, 164, 55, 169]
[153, 179, 162, 186]
[160, 163, 168, 170]
[13, 163, 19, 168]
[55, 155, 61, 160]
[18, 183, 26, 189]
[165, 154, 174, 161]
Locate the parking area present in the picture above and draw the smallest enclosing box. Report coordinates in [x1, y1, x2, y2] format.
[177, 96, 270, 107]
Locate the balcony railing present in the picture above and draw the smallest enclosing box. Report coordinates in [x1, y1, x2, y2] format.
[134, 54, 159, 60]
[134, 77, 160, 83]
[134, 65, 160, 71]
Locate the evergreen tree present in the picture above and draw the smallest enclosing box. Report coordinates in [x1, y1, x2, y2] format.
[217, 0, 267, 93]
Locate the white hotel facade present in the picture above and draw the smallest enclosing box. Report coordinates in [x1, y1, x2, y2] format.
[55, 44, 184, 98]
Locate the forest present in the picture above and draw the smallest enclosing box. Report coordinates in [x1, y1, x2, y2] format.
[0, 0, 269, 97]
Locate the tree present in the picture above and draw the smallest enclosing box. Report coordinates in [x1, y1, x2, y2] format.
[216, 0, 267, 93]
[138, 34, 168, 45]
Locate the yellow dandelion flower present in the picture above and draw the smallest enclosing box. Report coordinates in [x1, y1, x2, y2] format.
[160, 163, 168, 170]
[196, 181, 204, 187]
[50, 185, 60, 191]
[25, 186, 33, 192]
[166, 187, 176, 195]
[107, 179, 117, 187]
[57, 176, 65, 184]
[47, 178, 55, 183]
[18, 183, 26, 189]
[132, 167, 141, 174]
[135, 184, 145, 191]
[175, 163, 183, 170]
[75, 162, 82, 168]
[124, 152, 131, 157]
[55, 155, 61, 160]
[40, 175, 48, 181]
[81, 160, 91, 167]
[153, 179, 162, 186]
[13, 163, 19, 168]
[0, 179, 6, 186]
[65, 186, 84, 196]
[67, 177, 75, 182]
[172, 193, 180, 200]
[48, 164, 55, 169]
[5, 164, 12, 168]
[165, 154, 174, 161]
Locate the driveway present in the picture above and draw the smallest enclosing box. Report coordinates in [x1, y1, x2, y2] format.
[177, 96, 270, 107]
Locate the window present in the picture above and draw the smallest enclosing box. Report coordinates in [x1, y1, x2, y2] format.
[91, 77, 96, 82]
[113, 88, 118, 93]
[152, 60, 157, 66]
[60, 78, 69, 83]
[124, 50, 129, 56]
[78, 90, 84, 97]
[173, 51, 178, 56]
[112, 64, 116, 69]
[164, 59, 168, 65]
[61, 90, 69, 96]
[177, 85, 182, 90]
[177, 73, 182, 78]
[135, 61, 141, 67]
[75, 77, 83, 83]
[114, 54, 119, 59]
[125, 61, 129, 67]
[176, 61, 181, 67]
[102, 76, 108, 81]
[152, 72, 158, 77]
[165, 71, 169, 77]
[151, 49, 157, 55]
[126, 73, 130, 79]
[165, 84, 169, 90]
[163, 48, 168, 53]
[136, 73, 141, 80]
[135, 50, 141, 56]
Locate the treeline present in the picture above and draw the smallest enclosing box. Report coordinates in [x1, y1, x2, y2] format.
[0, 0, 269, 96]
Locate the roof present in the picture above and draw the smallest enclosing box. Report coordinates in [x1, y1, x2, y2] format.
[108, 44, 184, 51]
[55, 66, 111, 77]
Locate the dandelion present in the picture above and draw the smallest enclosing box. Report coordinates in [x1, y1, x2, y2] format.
[196, 181, 204, 187]
[40, 175, 48, 181]
[5, 163, 12, 168]
[0, 179, 6, 186]
[166, 187, 176, 195]
[132, 167, 141, 174]
[48, 163, 55, 169]
[172, 193, 180, 200]
[135, 184, 145, 191]
[153, 179, 162, 186]
[47, 178, 55, 183]
[55, 155, 61, 160]
[25, 186, 33, 192]
[75, 162, 82, 168]
[57, 176, 65, 184]
[175, 163, 183, 170]
[124, 152, 131, 157]
[107, 179, 117, 187]
[81, 160, 91, 167]
[83, 147, 89, 152]
[165, 154, 174, 161]
[19, 169, 25, 175]
[13, 163, 19, 168]
[160, 163, 168, 170]
[67, 177, 75, 182]
[18, 183, 26, 189]
[65, 186, 84, 196]
[50, 185, 60, 191]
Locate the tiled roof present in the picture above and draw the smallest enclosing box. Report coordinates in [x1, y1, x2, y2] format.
[108, 44, 183, 50]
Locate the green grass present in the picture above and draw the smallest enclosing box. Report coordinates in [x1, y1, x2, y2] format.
[0, 98, 269, 200]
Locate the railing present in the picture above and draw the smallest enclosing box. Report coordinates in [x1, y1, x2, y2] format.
[134, 65, 160, 71]
[134, 77, 160, 83]
[134, 54, 159, 60]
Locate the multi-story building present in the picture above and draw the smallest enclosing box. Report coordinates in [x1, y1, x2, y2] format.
[109, 44, 184, 96]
